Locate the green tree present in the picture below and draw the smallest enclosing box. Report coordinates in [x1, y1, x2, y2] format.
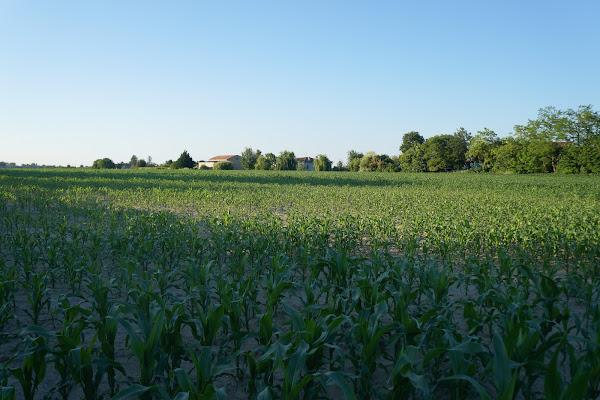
[213, 161, 234, 170]
[467, 128, 501, 170]
[493, 137, 524, 173]
[558, 105, 600, 173]
[171, 150, 195, 169]
[422, 135, 452, 172]
[359, 152, 398, 172]
[129, 155, 138, 167]
[137, 159, 147, 168]
[241, 147, 262, 170]
[448, 128, 470, 170]
[92, 158, 115, 169]
[255, 153, 276, 170]
[513, 107, 566, 173]
[314, 154, 332, 171]
[453, 127, 472, 148]
[276, 151, 297, 170]
[399, 131, 425, 154]
[347, 150, 363, 172]
[399, 144, 427, 172]
[421, 132, 468, 172]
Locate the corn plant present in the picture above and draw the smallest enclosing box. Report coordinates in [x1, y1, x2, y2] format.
[174, 346, 235, 400]
[21, 271, 50, 325]
[112, 301, 166, 398]
[8, 334, 50, 400]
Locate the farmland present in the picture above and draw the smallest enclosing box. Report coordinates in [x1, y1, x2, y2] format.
[0, 169, 599, 399]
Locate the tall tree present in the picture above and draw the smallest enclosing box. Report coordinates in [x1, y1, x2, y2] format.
[347, 150, 363, 172]
[241, 147, 262, 170]
[399, 145, 427, 172]
[255, 153, 276, 170]
[129, 155, 138, 167]
[467, 128, 501, 170]
[448, 128, 471, 170]
[276, 151, 297, 171]
[493, 137, 524, 173]
[400, 131, 425, 154]
[171, 150, 195, 169]
[422, 135, 453, 172]
[314, 154, 332, 171]
[92, 158, 115, 169]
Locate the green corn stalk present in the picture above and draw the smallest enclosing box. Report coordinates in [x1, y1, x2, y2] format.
[191, 303, 224, 347]
[21, 272, 50, 325]
[9, 335, 50, 400]
[387, 346, 432, 400]
[278, 341, 318, 400]
[0, 387, 15, 400]
[48, 297, 92, 400]
[69, 340, 100, 400]
[491, 331, 518, 400]
[544, 335, 590, 400]
[113, 303, 166, 397]
[174, 346, 235, 400]
[353, 301, 395, 398]
[160, 302, 188, 386]
[87, 275, 121, 396]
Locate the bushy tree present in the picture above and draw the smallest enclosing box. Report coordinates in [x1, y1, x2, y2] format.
[314, 154, 332, 171]
[241, 148, 261, 170]
[448, 129, 470, 170]
[92, 158, 115, 169]
[399, 131, 425, 154]
[493, 137, 523, 173]
[129, 155, 138, 167]
[467, 128, 501, 170]
[171, 150, 195, 169]
[399, 144, 427, 172]
[422, 135, 452, 172]
[137, 159, 147, 168]
[213, 161, 234, 170]
[276, 151, 297, 171]
[347, 150, 363, 172]
[255, 153, 276, 170]
[359, 152, 398, 172]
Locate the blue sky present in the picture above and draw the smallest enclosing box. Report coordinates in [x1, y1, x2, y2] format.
[1, 1, 599, 166]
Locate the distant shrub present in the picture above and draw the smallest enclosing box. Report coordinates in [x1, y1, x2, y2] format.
[213, 161, 234, 170]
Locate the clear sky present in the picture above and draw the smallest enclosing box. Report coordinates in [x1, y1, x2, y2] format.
[1, 1, 599, 166]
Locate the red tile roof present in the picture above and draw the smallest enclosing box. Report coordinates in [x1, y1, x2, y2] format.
[209, 155, 239, 161]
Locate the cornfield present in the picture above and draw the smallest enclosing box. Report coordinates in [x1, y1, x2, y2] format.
[0, 168, 599, 399]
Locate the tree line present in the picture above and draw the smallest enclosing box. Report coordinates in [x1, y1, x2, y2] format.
[242, 105, 599, 174]
[86, 105, 598, 173]
[394, 105, 600, 173]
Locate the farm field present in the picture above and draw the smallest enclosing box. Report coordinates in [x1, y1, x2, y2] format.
[0, 169, 599, 399]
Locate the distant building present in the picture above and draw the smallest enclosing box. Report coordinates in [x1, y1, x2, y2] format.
[198, 155, 243, 170]
[295, 157, 315, 171]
